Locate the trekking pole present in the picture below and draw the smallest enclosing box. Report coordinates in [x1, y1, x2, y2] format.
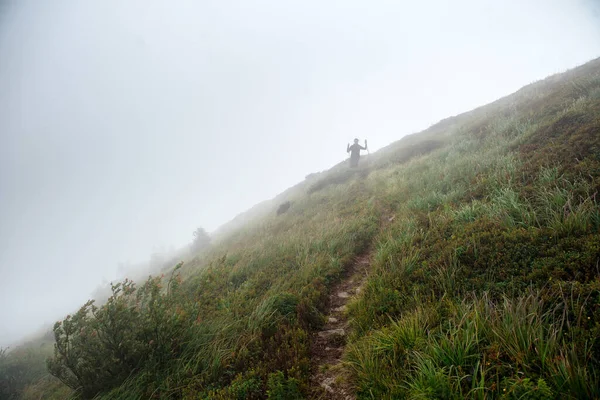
[347, 143, 351, 164]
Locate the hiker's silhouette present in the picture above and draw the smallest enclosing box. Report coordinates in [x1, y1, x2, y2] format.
[347, 138, 367, 168]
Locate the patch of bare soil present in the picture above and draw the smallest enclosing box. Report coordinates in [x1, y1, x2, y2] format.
[308, 253, 371, 400]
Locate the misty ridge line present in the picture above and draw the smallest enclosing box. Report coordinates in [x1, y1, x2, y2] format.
[80, 54, 600, 309]
[39, 55, 600, 311]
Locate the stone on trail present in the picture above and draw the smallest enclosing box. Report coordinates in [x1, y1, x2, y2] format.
[318, 328, 345, 338]
[321, 377, 335, 393]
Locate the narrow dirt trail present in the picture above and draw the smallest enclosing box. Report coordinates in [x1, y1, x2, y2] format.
[308, 252, 371, 400]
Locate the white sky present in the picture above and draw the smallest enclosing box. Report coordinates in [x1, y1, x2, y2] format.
[0, 0, 599, 347]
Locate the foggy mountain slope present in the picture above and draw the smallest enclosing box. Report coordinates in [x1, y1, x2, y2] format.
[4, 57, 600, 399]
[2, 0, 600, 362]
[212, 57, 600, 247]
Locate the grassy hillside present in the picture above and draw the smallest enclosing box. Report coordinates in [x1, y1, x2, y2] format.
[344, 59, 600, 399]
[5, 57, 600, 399]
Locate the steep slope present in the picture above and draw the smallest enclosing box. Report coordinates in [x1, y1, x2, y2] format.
[8, 57, 600, 399]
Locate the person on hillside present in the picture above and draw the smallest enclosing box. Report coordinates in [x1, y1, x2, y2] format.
[347, 138, 367, 168]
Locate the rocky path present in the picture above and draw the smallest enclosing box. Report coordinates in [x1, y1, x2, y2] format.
[308, 252, 371, 400]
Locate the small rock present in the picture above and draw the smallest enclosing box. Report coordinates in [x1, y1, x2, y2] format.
[318, 328, 345, 338]
[334, 305, 347, 312]
[328, 316, 339, 323]
[337, 291, 349, 298]
[276, 201, 291, 215]
[321, 377, 335, 393]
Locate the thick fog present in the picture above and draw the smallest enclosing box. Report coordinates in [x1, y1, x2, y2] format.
[1, 0, 599, 347]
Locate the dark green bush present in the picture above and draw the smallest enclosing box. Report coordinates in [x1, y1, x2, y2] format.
[266, 370, 303, 400]
[47, 263, 196, 398]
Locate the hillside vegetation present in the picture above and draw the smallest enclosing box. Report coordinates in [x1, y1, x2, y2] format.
[4, 57, 600, 399]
